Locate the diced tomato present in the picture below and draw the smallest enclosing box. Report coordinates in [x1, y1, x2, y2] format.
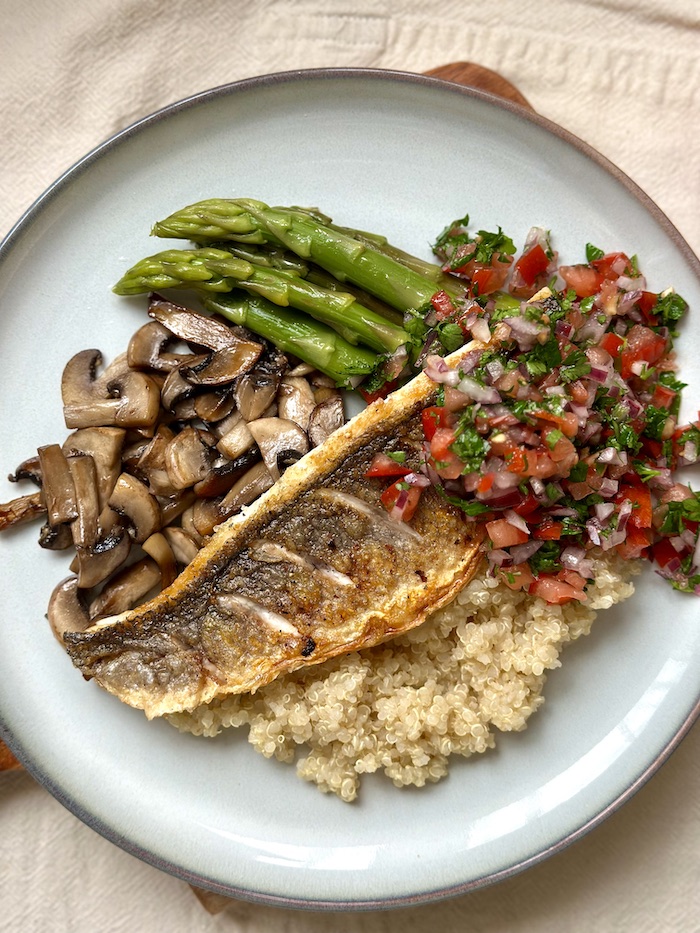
[512, 492, 541, 517]
[359, 379, 398, 404]
[429, 427, 463, 479]
[529, 575, 586, 604]
[486, 518, 529, 548]
[477, 472, 495, 493]
[533, 409, 579, 438]
[559, 264, 604, 298]
[615, 525, 653, 561]
[590, 251, 631, 280]
[637, 290, 660, 324]
[380, 479, 422, 522]
[599, 332, 624, 358]
[499, 562, 535, 592]
[505, 447, 530, 474]
[457, 253, 513, 297]
[514, 243, 550, 287]
[617, 483, 653, 529]
[471, 267, 495, 296]
[619, 324, 667, 380]
[421, 405, 455, 442]
[651, 383, 678, 411]
[430, 289, 457, 320]
[556, 569, 588, 591]
[429, 426, 456, 460]
[533, 518, 563, 540]
[549, 435, 578, 469]
[364, 453, 411, 479]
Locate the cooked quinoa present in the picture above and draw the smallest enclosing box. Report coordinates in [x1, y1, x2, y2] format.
[168, 554, 637, 802]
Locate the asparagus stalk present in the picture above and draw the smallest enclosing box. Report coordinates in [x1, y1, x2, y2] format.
[112, 248, 253, 295]
[203, 292, 378, 386]
[151, 198, 441, 314]
[210, 240, 406, 327]
[114, 247, 409, 354]
[332, 223, 460, 293]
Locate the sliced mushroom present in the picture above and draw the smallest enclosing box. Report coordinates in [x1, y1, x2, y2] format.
[247, 417, 309, 480]
[72, 524, 131, 589]
[158, 489, 197, 527]
[0, 491, 46, 531]
[134, 426, 178, 496]
[38, 520, 73, 550]
[277, 376, 317, 431]
[216, 412, 256, 461]
[108, 472, 161, 543]
[142, 532, 178, 589]
[127, 321, 193, 373]
[62, 427, 125, 511]
[88, 557, 162, 621]
[190, 496, 227, 538]
[182, 341, 263, 387]
[164, 426, 214, 490]
[148, 294, 259, 352]
[234, 373, 278, 422]
[193, 448, 261, 498]
[219, 461, 275, 516]
[308, 395, 345, 447]
[67, 454, 100, 549]
[37, 444, 77, 527]
[47, 576, 91, 643]
[159, 356, 208, 411]
[161, 526, 201, 566]
[193, 389, 236, 424]
[62, 349, 161, 430]
[180, 505, 207, 548]
[8, 455, 43, 486]
[233, 347, 287, 422]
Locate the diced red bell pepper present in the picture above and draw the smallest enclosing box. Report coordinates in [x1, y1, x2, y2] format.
[617, 482, 653, 530]
[514, 243, 549, 287]
[615, 525, 653, 561]
[651, 536, 682, 569]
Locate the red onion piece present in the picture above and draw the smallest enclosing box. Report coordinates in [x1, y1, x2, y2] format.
[504, 509, 530, 535]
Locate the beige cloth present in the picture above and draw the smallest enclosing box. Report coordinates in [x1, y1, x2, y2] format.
[1, 0, 699, 930]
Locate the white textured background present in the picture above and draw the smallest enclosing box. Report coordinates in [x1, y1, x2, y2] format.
[1, 1, 699, 930]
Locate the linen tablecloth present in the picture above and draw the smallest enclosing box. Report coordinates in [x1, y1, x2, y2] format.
[1, 1, 699, 930]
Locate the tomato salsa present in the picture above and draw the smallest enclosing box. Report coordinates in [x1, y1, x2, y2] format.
[366, 218, 700, 604]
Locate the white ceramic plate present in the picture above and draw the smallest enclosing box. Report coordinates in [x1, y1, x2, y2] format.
[1, 69, 699, 910]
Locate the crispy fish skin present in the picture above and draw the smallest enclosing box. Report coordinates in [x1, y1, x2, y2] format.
[64, 347, 485, 718]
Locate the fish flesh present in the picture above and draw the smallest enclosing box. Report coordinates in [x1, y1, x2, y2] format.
[64, 347, 485, 718]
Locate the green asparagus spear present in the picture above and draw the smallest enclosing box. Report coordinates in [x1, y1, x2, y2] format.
[151, 198, 441, 314]
[114, 247, 409, 354]
[112, 248, 253, 295]
[203, 292, 378, 386]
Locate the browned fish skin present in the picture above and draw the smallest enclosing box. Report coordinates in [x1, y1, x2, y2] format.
[64, 350, 485, 718]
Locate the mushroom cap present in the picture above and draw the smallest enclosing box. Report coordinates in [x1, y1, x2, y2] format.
[47, 576, 90, 643]
[247, 417, 309, 480]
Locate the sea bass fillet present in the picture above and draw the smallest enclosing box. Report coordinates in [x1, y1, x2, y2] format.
[65, 347, 485, 718]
